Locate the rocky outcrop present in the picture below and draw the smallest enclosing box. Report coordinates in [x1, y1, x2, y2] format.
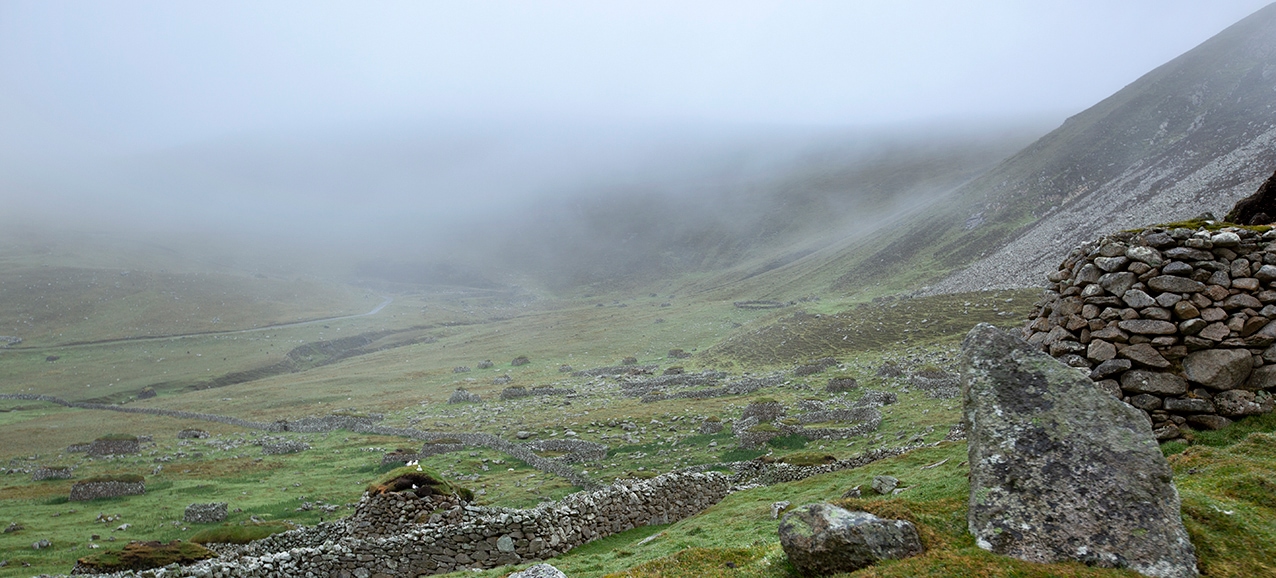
[508, 564, 567, 578]
[1225, 168, 1276, 225]
[962, 323, 1197, 578]
[1023, 225, 1276, 438]
[778, 503, 923, 575]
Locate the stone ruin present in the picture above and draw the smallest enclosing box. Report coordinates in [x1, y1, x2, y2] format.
[447, 388, 482, 404]
[87, 436, 140, 457]
[261, 440, 310, 455]
[1023, 224, 1276, 439]
[69, 478, 145, 502]
[177, 429, 210, 439]
[31, 466, 73, 481]
[184, 502, 229, 524]
[499, 385, 574, 400]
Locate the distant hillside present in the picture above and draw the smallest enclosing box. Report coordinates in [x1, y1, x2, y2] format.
[918, 2, 1276, 293]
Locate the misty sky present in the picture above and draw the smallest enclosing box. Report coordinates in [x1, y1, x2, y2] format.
[1, 1, 1272, 259]
[3, 1, 1271, 151]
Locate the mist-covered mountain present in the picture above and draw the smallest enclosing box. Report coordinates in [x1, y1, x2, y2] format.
[917, 2, 1276, 293]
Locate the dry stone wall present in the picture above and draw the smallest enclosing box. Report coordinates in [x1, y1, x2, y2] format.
[138, 471, 731, 578]
[68, 480, 145, 501]
[1023, 225, 1276, 439]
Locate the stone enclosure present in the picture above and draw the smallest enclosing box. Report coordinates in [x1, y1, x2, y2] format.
[1024, 225, 1276, 438]
[69, 479, 145, 502]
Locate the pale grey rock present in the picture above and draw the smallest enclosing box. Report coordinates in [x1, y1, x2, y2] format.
[1126, 246, 1163, 266]
[507, 563, 568, 578]
[1211, 232, 1241, 247]
[1100, 272, 1138, 296]
[1090, 358, 1132, 380]
[961, 324, 1197, 578]
[1161, 261, 1194, 276]
[778, 503, 923, 575]
[1183, 349, 1253, 390]
[871, 475, 898, 495]
[1119, 343, 1172, 368]
[1255, 264, 1276, 282]
[1148, 276, 1206, 293]
[1120, 370, 1189, 396]
[1118, 320, 1178, 335]
[1095, 256, 1130, 272]
[1123, 290, 1157, 309]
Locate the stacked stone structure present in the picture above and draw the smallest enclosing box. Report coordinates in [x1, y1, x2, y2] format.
[88, 437, 140, 457]
[184, 502, 229, 524]
[1023, 225, 1276, 439]
[69, 479, 145, 501]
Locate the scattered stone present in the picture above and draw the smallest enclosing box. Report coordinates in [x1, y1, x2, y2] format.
[778, 503, 923, 576]
[32, 539, 50, 550]
[962, 324, 1197, 578]
[771, 501, 792, 519]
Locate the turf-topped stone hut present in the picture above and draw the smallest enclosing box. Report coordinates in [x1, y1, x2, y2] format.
[69, 475, 145, 501]
[1023, 224, 1276, 439]
[88, 434, 140, 456]
[349, 465, 476, 538]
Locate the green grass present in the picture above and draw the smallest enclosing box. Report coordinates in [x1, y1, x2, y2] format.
[74, 540, 215, 573]
[190, 522, 292, 545]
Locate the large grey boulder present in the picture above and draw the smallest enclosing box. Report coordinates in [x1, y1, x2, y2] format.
[1182, 349, 1253, 390]
[778, 503, 923, 575]
[961, 324, 1197, 578]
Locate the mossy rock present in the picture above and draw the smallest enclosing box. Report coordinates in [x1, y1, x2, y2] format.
[368, 465, 474, 501]
[747, 423, 779, 433]
[76, 540, 214, 573]
[704, 416, 721, 423]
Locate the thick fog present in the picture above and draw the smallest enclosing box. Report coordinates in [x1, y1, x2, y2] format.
[1, 1, 1271, 284]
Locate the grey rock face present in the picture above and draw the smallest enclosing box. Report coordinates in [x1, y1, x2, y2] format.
[961, 324, 1197, 578]
[778, 503, 923, 575]
[1120, 370, 1189, 396]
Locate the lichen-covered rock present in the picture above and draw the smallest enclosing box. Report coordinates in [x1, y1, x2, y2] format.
[962, 323, 1197, 578]
[778, 503, 923, 575]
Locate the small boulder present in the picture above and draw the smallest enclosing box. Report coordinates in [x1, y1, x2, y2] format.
[507, 564, 567, 578]
[871, 475, 899, 495]
[778, 503, 923, 575]
[961, 324, 1197, 578]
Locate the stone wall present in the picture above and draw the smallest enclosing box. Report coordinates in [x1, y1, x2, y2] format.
[520, 439, 608, 463]
[68, 480, 145, 501]
[1023, 225, 1276, 439]
[177, 471, 730, 577]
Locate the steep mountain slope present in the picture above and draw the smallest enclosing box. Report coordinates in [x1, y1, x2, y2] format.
[822, 2, 1276, 297]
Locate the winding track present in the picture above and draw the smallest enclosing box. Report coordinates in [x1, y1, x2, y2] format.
[8, 296, 394, 351]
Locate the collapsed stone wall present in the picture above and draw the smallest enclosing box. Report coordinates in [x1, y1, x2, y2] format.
[88, 439, 140, 457]
[31, 466, 73, 481]
[1024, 225, 1276, 439]
[68, 480, 145, 501]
